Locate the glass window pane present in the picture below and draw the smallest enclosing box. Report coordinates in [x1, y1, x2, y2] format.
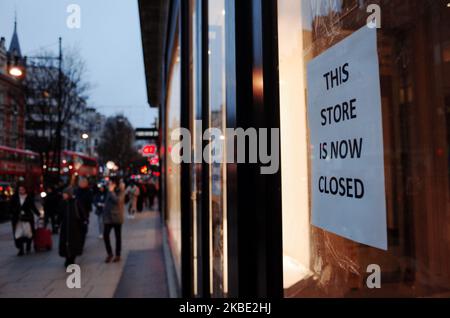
[208, 0, 228, 297]
[166, 31, 182, 286]
[190, 0, 201, 297]
[279, 0, 450, 297]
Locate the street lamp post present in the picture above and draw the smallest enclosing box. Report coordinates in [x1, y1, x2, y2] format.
[8, 66, 23, 77]
[56, 37, 63, 184]
[81, 133, 89, 155]
[6, 53, 26, 80]
[4, 55, 26, 156]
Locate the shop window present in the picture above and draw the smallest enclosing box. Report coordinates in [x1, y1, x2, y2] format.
[278, 0, 450, 297]
[189, 0, 201, 297]
[166, 27, 182, 286]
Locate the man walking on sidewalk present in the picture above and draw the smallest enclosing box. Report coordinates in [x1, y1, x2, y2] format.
[75, 177, 93, 252]
[103, 179, 126, 263]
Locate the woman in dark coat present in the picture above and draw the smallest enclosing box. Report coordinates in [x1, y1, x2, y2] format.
[43, 185, 61, 234]
[10, 184, 40, 256]
[93, 184, 107, 238]
[59, 187, 83, 267]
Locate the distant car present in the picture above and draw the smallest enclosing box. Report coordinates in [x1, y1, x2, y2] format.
[0, 181, 12, 222]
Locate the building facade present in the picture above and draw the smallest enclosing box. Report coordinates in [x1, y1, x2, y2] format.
[0, 22, 26, 150]
[139, 0, 450, 298]
[82, 107, 106, 156]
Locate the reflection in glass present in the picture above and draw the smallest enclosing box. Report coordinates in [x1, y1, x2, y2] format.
[279, 0, 450, 297]
[166, 37, 182, 286]
[208, 0, 228, 297]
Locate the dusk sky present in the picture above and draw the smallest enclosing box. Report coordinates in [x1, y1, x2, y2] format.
[0, 0, 157, 128]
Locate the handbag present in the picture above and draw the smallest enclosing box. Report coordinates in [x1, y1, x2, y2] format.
[15, 221, 33, 240]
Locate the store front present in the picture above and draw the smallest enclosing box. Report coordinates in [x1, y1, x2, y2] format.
[139, 0, 450, 298]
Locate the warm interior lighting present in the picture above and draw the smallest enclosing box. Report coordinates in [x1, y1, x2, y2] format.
[252, 69, 264, 100]
[278, 0, 312, 290]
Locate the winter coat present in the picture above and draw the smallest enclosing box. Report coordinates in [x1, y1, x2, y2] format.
[58, 199, 83, 258]
[93, 192, 106, 216]
[43, 191, 60, 217]
[147, 183, 157, 200]
[75, 187, 93, 220]
[103, 189, 125, 225]
[10, 194, 39, 247]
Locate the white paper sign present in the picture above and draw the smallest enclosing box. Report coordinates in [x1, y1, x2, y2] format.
[307, 26, 387, 250]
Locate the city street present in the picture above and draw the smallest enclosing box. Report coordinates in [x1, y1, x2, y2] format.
[0, 0, 449, 304]
[0, 210, 169, 298]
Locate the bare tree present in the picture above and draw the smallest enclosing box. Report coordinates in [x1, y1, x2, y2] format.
[24, 47, 90, 184]
[97, 115, 140, 174]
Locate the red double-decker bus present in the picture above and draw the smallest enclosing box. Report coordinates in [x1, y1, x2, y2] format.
[60, 150, 99, 183]
[0, 146, 42, 218]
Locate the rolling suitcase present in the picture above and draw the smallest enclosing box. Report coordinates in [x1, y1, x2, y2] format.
[34, 218, 53, 252]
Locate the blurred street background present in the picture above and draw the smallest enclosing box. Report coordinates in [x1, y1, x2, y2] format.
[0, 210, 169, 298]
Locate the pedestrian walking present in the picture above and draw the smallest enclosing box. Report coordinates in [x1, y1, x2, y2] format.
[103, 179, 126, 263]
[54, 181, 67, 230]
[75, 177, 93, 251]
[140, 183, 148, 210]
[147, 181, 157, 210]
[137, 182, 144, 212]
[125, 181, 140, 219]
[59, 187, 83, 267]
[43, 185, 61, 234]
[10, 184, 40, 256]
[93, 184, 106, 239]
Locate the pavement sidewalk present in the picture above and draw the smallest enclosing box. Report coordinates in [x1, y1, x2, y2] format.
[0, 210, 169, 298]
